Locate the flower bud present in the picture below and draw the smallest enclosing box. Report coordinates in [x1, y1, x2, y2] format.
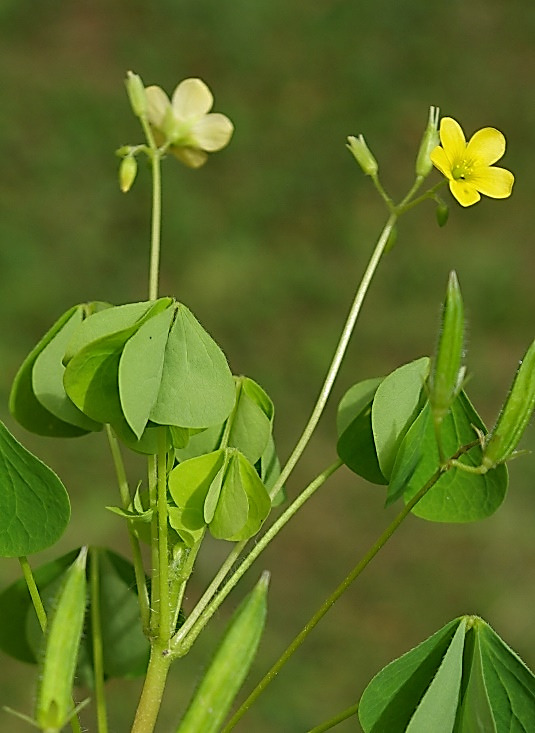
[125, 70, 147, 118]
[416, 106, 440, 178]
[482, 339, 535, 469]
[119, 155, 138, 193]
[429, 271, 465, 422]
[436, 200, 449, 227]
[347, 134, 378, 176]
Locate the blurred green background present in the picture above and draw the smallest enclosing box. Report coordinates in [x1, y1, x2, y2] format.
[0, 1, 534, 731]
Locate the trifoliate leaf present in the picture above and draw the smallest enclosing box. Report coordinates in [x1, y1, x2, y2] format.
[372, 357, 429, 479]
[0, 420, 70, 556]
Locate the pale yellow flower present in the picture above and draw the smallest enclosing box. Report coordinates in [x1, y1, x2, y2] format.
[430, 117, 514, 207]
[145, 78, 234, 168]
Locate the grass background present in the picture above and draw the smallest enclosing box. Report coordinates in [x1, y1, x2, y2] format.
[0, 1, 534, 731]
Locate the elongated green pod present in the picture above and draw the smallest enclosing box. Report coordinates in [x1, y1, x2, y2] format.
[429, 271, 465, 421]
[176, 571, 269, 733]
[483, 338, 535, 469]
[35, 547, 88, 731]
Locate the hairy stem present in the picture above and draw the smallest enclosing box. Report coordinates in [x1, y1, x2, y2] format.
[130, 643, 172, 733]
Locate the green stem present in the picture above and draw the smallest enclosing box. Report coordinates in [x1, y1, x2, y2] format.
[18, 556, 47, 632]
[171, 460, 342, 657]
[105, 425, 150, 633]
[169, 534, 205, 631]
[306, 702, 359, 733]
[267, 212, 397, 501]
[70, 713, 83, 733]
[130, 642, 172, 733]
[89, 548, 108, 733]
[139, 116, 162, 302]
[148, 454, 159, 637]
[156, 427, 171, 643]
[398, 179, 447, 213]
[222, 440, 478, 731]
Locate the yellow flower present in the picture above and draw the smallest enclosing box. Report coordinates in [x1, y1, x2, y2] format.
[430, 117, 514, 207]
[145, 78, 234, 168]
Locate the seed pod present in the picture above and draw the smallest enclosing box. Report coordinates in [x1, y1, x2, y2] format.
[35, 547, 88, 731]
[429, 271, 465, 421]
[176, 571, 269, 733]
[483, 338, 535, 469]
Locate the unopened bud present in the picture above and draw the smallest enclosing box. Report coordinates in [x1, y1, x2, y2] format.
[346, 134, 378, 176]
[483, 339, 535, 469]
[119, 155, 138, 193]
[125, 70, 147, 118]
[416, 106, 440, 178]
[436, 200, 449, 227]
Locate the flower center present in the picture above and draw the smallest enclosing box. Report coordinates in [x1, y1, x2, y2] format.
[451, 159, 473, 181]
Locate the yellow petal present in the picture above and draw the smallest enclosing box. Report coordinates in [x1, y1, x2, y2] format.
[465, 127, 506, 166]
[145, 86, 170, 128]
[193, 114, 234, 151]
[439, 117, 466, 165]
[430, 146, 454, 179]
[449, 180, 481, 207]
[470, 166, 515, 199]
[172, 78, 213, 120]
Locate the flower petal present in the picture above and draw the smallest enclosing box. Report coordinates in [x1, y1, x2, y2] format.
[440, 117, 466, 165]
[145, 86, 170, 128]
[470, 166, 515, 199]
[192, 114, 234, 151]
[449, 180, 481, 207]
[430, 146, 454, 180]
[465, 127, 506, 166]
[171, 146, 208, 168]
[172, 78, 213, 120]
